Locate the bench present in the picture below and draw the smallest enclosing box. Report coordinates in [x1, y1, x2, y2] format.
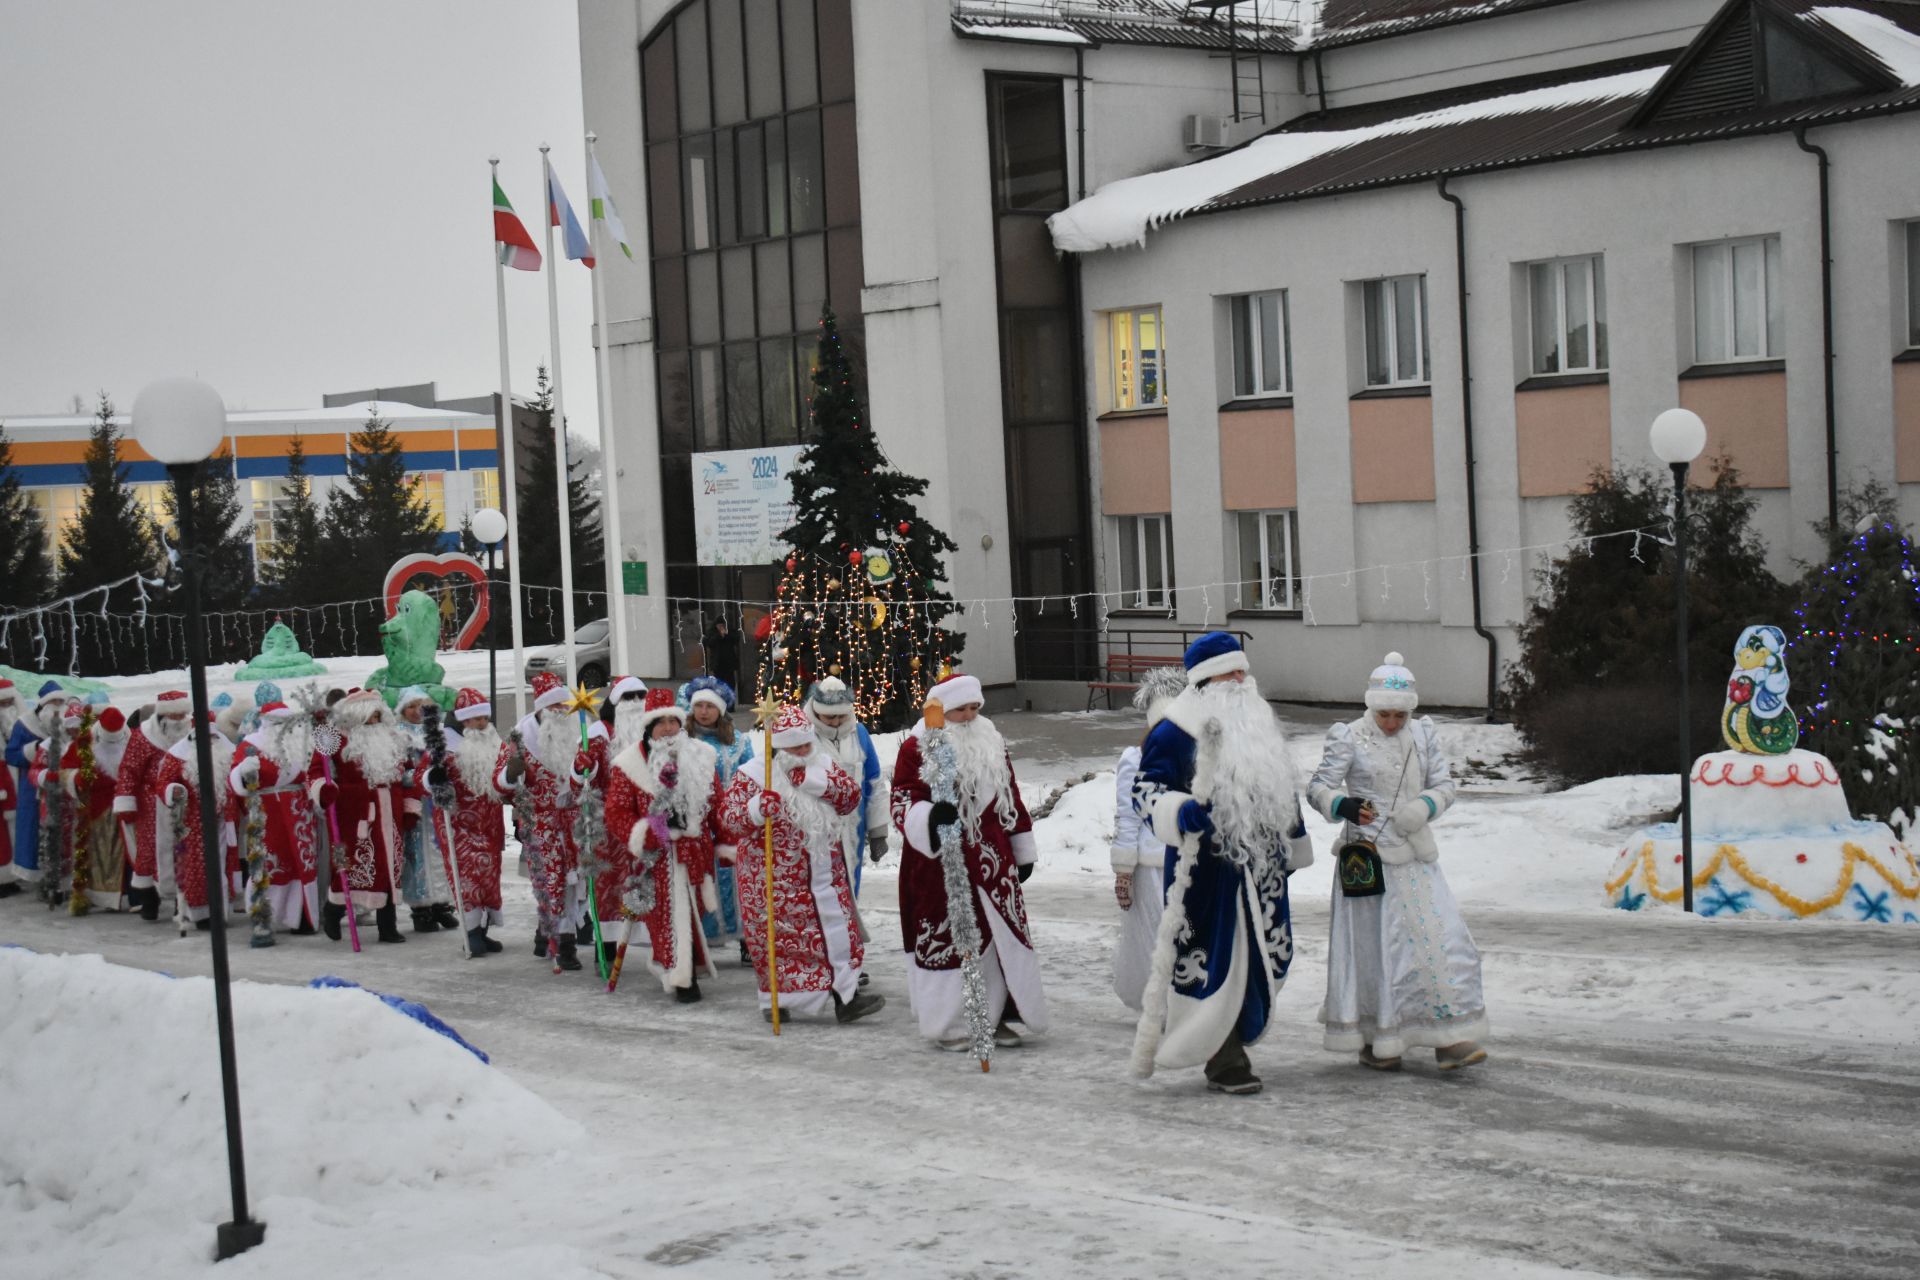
[1085, 628, 1253, 710]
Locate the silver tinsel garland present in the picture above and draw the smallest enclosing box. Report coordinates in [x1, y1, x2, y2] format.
[922, 724, 995, 1070]
[35, 711, 71, 909]
[244, 785, 274, 947]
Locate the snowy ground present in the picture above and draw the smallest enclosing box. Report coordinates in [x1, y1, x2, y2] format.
[4, 689, 1919, 1278]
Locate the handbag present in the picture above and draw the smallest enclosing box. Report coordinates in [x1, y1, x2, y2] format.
[1338, 741, 1414, 899]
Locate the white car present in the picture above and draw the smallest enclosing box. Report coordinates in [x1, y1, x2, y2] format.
[523, 618, 611, 691]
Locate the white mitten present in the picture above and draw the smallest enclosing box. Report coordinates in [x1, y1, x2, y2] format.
[1389, 798, 1431, 836]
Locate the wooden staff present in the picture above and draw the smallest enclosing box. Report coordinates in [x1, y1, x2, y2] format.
[754, 694, 781, 1034]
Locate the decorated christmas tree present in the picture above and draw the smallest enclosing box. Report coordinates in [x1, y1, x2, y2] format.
[759, 308, 962, 729]
[1791, 492, 1920, 836]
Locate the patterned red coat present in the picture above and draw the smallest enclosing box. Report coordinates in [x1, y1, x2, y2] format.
[232, 738, 326, 929]
[153, 736, 239, 920]
[890, 727, 1051, 1040]
[420, 728, 508, 928]
[114, 722, 178, 889]
[323, 748, 420, 909]
[716, 758, 864, 1017]
[601, 735, 725, 991]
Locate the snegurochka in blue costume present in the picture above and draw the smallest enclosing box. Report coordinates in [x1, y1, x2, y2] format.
[1130, 631, 1314, 1095]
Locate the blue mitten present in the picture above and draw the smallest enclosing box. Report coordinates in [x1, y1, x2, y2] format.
[1176, 800, 1214, 837]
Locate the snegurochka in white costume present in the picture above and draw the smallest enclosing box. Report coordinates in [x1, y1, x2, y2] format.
[1131, 632, 1313, 1096]
[1307, 652, 1489, 1072]
[1110, 667, 1187, 1012]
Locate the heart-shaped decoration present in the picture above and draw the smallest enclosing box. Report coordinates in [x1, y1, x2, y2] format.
[382, 553, 491, 652]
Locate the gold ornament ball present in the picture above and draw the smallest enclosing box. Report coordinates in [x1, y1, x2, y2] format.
[827, 578, 842, 591]
[910, 656, 922, 671]
[829, 663, 844, 676]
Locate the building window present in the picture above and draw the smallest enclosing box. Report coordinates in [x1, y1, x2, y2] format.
[407, 471, 447, 529]
[471, 467, 501, 512]
[1234, 510, 1301, 612]
[1114, 514, 1174, 610]
[1230, 291, 1291, 397]
[1692, 235, 1782, 364]
[1363, 275, 1429, 387]
[26, 486, 81, 555]
[251, 478, 292, 555]
[1906, 221, 1920, 349]
[1529, 256, 1607, 375]
[131, 481, 175, 538]
[1111, 307, 1166, 410]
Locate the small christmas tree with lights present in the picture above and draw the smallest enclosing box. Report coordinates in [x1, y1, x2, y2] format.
[759, 307, 962, 729]
[1791, 490, 1920, 836]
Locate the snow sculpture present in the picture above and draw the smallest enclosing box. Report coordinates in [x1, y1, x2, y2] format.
[1607, 624, 1920, 923]
[235, 621, 327, 680]
[366, 589, 451, 710]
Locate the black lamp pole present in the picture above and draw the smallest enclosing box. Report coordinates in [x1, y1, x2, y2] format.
[169, 462, 267, 1258]
[1672, 460, 1695, 914]
[486, 540, 500, 716]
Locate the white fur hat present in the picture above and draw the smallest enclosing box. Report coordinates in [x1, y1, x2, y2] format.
[1131, 667, 1188, 728]
[928, 674, 984, 711]
[330, 689, 387, 727]
[1364, 652, 1418, 712]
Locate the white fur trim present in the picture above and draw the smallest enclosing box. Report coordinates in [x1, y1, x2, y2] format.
[609, 677, 644, 701]
[1009, 829, 1037, 866]
[771, 724, 814, 749]
[113, 794, 137, 815]
[1287, 830, 1316, 871]
[1365, 688, 1419, 712]
[1110, 843, 1138, 874]
[1146, 791, 1193, 848]
[928, 674, 983, 709]
[454, 700, 492, 722]
[1186, 649, 1249, 684]
[795, 763, 830, 797]
[628, 820, 651, 856]
[1130, 828, 1204, 1079]
[639, 703, 684, 729]
[904, 800, 935, 856]
[689, 689, 727, 713]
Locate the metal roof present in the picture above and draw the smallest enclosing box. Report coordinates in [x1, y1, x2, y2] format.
[949, 0, 1300, 51]
[1310, 0, 1592, 50]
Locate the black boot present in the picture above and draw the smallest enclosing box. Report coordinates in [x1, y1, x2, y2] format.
[675, 977, 703, 1004]
[410, 906, 439, 933]
[600, 940, 618, 970]
[432, 902, 460, 930]
[291, 914, 317, 936]
[465, 928, 490, 958]
[557, 936, 582, 971]
[138, 885, 160, 921]
[322, 902, 345, 941]
[0, 881, 22, 898]
[1205, 1035, 1262, 1096]
[574, 921, 594, 947]
[532, 929, 548, 958]
[833, 988, 886, 1024]
[375, 903, 407, 943]
[478, 926, 503, 953]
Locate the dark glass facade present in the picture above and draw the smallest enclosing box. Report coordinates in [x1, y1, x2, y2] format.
[641, 0, 864, 635]
[987, 74, 1094, 679]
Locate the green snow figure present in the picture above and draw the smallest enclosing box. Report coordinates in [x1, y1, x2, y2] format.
[367, 590, 452, 710]
[236, 621, 327, 680]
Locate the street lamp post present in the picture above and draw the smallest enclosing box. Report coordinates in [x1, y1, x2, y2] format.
[472, 506, 508, 717]
[1651, 408, 1708, 915]
[132, 378, 266, 1260]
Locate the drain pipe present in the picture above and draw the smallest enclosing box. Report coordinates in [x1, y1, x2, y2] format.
[1313, 48, 1328, 116]
[1075, 47, 1088, 201]
[1437, 177, 1498, 722]
[1794, 125, 1839, 532]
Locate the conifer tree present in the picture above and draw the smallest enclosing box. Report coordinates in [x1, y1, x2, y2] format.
[761, 307, 962, 728]
[58, 392, 156, 607]
[1791, 485, 1920, 836]
[0, 422, 55, 609]
[322, 408, 443, 592]
[515, 363, 604, 642]
[261, 436, 329, 607]
[161, 454, 254, 611]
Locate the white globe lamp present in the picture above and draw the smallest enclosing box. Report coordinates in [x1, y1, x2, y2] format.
[471, 506, 508, 545]
[132, 377, 227, 465]
[1648, 408, 1706, 467]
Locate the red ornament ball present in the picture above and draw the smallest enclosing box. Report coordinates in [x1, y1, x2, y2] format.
[1795, 852, 1809, 863]
[850, 549, 865, 566]
[897, 521, 910, 535]
[785, 557, 797, 572]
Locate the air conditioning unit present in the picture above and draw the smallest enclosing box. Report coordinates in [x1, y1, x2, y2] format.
[1183, 114, 1229, 150]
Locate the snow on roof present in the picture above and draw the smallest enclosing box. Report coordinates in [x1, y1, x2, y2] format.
[1048, 63, 1666, 252]
[3, 399, 490, 437]
[954, 19, 1095, 45]
[1806, 6, 1920, 86]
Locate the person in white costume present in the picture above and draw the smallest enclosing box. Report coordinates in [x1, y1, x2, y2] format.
[1307, 652, 1489, 1071]
[1110, 667, 1187, 1011]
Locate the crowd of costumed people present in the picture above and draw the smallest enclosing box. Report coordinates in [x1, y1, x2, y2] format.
[0, 633, 1491, 1091]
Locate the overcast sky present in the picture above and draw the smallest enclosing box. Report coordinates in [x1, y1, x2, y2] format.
[0, 0, 602, 434]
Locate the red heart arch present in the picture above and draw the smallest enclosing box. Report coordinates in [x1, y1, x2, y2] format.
[383, 553, 491, 652]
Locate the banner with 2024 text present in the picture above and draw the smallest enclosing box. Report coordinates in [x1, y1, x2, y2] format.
[691, 445, 806, 567]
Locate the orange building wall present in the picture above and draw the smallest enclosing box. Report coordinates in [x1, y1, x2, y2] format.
[1676, 370, 1790, 488]
[1098, 413, 1173, 515]
[1515, 382, 1612, 497]
[1349, 396, 1435, 504]
[1218, 408, 1297, 510]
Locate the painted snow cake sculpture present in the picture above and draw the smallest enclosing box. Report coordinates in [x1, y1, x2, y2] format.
[1606, 625, 1920, 922]
[236, 620, 327, 680]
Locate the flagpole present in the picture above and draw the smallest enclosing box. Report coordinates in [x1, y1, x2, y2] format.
[491, 156, 530, 723]
[586, 131, 632, 678]
[539, 143, 580, 687]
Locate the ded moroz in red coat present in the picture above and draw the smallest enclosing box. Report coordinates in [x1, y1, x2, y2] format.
[153, 733, 240, 922]
[321, 700, 421, 910]
[891, 719, 1051, 1043]
[424, 707, 510, 931]
[601, 731, 725, 992]
[717, 754, 865, 1018]
[229, 716, 323, 929]
[116, 702, 187, 892]
[60, 709, 130, 910]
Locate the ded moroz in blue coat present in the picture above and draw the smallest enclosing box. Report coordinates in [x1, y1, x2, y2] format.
[1131, 685, 1314, 1071]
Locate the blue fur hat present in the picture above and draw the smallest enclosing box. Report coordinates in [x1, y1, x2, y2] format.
[680, 675, 736, 712]
[1183, 631, 1249, 685]
[36, 680, 65, 707]
[253, 680, 283, 707]
[211, 691, 233, 711]
[86, 689, 113, 706]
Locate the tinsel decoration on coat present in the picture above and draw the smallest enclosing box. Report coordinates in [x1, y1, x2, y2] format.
[68, 708, 96, 916]
[37, 709, 71, 910]
[573, 761, 609, 976]
[288, 684, 334, 895]
[167, 786, 191, 936]
[921, 714, 994, 1071]
[244, 784, 273, 947]
[419, 702, 469, 949]
[509, 727, 564, 967]
[1129, 718, 1224, 1080]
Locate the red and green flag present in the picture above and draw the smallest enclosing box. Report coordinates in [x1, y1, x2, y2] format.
[493, 178, 542, 272]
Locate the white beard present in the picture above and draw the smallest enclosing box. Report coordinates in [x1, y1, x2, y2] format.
[534, 708, 578, 779]
[641, 733, 714, 830]
[265, 718, 315, 778]
[0, 703, 16, 743]
[147, 714, 189, 750]
[769, 749, 845, 858]
[1189, 678, 1300, 867]
[175, 735, 235, 791]
[453, 723, 503, 791]
[946, 715, 1018, 844]
[611, 700, 648, 756]
[91, 728, 129, 778]
[342, 721, 409, 786]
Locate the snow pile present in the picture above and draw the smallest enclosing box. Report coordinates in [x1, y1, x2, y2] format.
[1048, 65, 1666, 253]
[954, 20, 1093, 45]
[1808, 6, 1920, 86]
[0, 949, 585, 1278]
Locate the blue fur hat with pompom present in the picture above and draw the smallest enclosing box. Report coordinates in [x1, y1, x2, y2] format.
[1182, 631, 1248, 685]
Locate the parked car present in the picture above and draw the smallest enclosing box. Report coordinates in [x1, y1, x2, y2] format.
[524, 618, 611, 691]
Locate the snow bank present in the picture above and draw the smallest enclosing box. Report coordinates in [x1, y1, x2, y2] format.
[1048, 65, 1666, 253]
[0, 949, 583, 1278]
